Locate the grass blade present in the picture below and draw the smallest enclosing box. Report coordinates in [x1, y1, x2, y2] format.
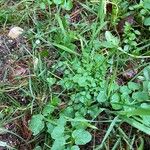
[53, 43, 79, 55]
[95, 116, 119, 150]
[120, 116, 150, 135]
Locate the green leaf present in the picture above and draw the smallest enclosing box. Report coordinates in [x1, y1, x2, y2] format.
[42, 104, 55, 116]
[47, 123, 55, 134]
[143, 0, 150, 9]
[137, 137, 144, 150]
[47, 77, 56, 86]
[120, 86, 132, 95]
[62, 106, 74, 117]
[40, 2, 46, 10]
[97, 91, 107, 102]
[71, 145, 80, 150]
[29, 114, 45, 135]
[88, 105, 104, 118]
[141, 103, 150, 126]
[51, 137, 65, 150]
[143, 66, 150, 80]
[120, 116, 150, 135]
[71, 117, 89, 129]
[53, 43, 79, 55]
[132, 91, 149, 102]
[51, 97, 61, 106]
[57, 115, 66, 126]
[111, 93, 122, 110]
[128, 82, 140, 91]
[72, 129, 92, 145]
[105, 31, 119, 47]
[119, 108, 150, 116]
[53, 0, 63, 5]
[51, 126, 64, 139]
[62, 0, 73, 10]
[144, 17, 150, 26]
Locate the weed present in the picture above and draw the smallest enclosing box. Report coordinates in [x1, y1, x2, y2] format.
[1, 0, 150, 150]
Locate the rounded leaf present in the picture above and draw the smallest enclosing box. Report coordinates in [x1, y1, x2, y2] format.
[29, 114, 44, 135]
[72, 129, 92, 145]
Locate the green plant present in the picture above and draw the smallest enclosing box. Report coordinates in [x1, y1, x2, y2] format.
[122, 22, 141, 55]
[129, 0, 150, 26]
[39, 0, 73, 10]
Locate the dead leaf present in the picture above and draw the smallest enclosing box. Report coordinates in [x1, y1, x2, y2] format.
[13, 66, 27, 76]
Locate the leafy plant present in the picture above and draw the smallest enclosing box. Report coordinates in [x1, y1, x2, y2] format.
[129, 0, 150, 26]
[39, 0, 73, 10]
[122, 22, 141, 55]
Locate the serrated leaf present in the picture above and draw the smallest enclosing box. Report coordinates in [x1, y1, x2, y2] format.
[72, 129, 92, 145]
[29, 114, 45, 135]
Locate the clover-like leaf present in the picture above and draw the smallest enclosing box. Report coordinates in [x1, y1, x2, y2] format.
[72, 129, 92, 145]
